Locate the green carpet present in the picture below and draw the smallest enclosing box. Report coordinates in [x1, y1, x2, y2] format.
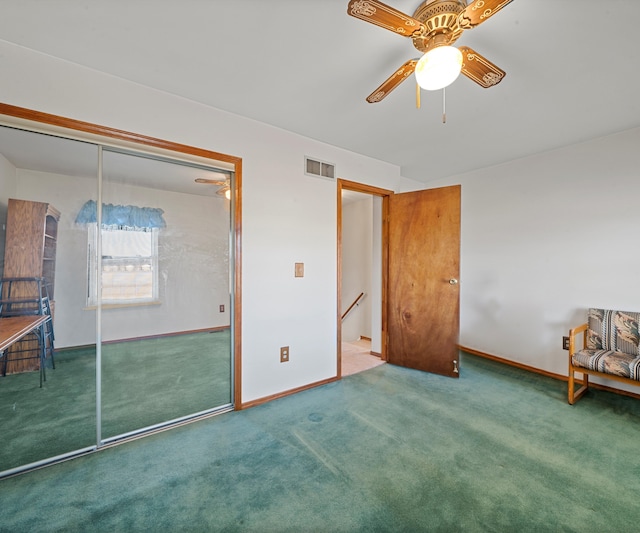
[101, 330, 231, 437]
[1, 353, 640, 532]
[0, 330, 231, 472]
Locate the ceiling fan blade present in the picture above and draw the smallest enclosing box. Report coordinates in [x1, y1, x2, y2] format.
[366, 59, 418, 103]
[195, 178, 228, 186]
[458, 0, 514, 30]
[458, 46, 505, 88]
[347, 0, 425, 37]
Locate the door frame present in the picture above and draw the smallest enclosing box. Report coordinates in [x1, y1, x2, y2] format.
[337, 179, 393, 378]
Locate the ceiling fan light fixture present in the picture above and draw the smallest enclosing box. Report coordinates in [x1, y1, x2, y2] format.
[415, 46, 463, 91]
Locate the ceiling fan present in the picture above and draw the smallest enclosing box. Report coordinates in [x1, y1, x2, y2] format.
[194, 177, 231, 198]
[347, 0, 513, 103]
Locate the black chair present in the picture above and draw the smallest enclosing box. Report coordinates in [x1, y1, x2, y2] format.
[0, 277, 55, 384]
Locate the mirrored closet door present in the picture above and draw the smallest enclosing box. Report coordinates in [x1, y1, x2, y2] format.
[0, 126, 99, 473]
[99, 148, 232, 441]
[0, 125, 233, 476]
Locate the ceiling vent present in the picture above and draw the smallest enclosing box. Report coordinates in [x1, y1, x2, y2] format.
[305, 156, 335, 180]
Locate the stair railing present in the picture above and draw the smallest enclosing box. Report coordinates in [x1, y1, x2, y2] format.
[341, 292, 365, 321]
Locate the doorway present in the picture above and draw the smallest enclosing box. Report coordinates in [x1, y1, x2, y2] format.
[337, 180, 392, 377]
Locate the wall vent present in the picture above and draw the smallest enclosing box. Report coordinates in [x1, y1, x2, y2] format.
[305, 156, 335, 180]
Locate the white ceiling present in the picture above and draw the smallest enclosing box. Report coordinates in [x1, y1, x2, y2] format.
[1, 0, 639, 184]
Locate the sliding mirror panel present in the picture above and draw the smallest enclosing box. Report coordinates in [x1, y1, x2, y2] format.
[99, 149, 232, 441]
[0, 125, 98, 473]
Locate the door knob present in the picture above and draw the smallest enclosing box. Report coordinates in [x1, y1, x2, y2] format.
[449, 278, 458, 285]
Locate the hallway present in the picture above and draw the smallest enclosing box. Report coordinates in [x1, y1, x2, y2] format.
[341, 337, 385, 376]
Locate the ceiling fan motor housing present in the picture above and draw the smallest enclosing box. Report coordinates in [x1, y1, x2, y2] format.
[411, 0, 466, 52]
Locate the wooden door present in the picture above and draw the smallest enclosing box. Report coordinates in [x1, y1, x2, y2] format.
[387, 185, 460, 377]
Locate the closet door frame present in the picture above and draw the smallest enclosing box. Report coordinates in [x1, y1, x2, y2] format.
[0, 102, 243, 472]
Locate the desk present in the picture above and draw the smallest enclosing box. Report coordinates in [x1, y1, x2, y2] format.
[0, 315, 48, 386]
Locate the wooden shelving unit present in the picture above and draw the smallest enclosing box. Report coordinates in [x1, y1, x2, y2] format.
[2, 198, 60, 373]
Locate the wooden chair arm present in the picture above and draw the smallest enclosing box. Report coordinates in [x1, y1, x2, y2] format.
[568, 323, 588, 355]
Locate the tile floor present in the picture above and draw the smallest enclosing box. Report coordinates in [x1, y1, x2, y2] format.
[341, 337, 385, 376]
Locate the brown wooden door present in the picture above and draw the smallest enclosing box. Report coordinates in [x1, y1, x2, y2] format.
[387, 185, 460, 377]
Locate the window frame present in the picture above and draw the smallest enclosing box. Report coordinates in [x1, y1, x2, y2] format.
[86, 223, 160, 307]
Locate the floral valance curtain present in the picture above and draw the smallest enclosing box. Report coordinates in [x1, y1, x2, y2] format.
[75, 200, 166, 230]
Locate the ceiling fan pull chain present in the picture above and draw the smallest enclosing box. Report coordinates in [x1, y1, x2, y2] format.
[442, 88, 447, 124]
[416, 82, 421, 109]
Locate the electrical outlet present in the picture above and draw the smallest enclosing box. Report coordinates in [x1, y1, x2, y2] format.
[280, 346, 290, 363]
[562, 336, 570, 350]
[219, 304, 225, 313]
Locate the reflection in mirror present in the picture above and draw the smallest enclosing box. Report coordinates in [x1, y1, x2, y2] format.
[0, 125, 98, 473]
[99, 149, 232, 441]
[0, 125, 233, 476]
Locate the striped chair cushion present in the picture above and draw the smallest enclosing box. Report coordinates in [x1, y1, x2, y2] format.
[572, 349, 640, 380]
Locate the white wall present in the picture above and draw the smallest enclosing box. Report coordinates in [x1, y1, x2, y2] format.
[341, 197, 373, 342]
[417, 127, 640, 393]
[0, 41, 402, 403]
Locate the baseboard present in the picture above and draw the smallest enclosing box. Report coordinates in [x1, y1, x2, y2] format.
[103, 326, 230, 345]
[241, 376, 339, 410]
[58, 326, 230, 351]
[458, 344, 640, 401]
[458, 345, 567, 381]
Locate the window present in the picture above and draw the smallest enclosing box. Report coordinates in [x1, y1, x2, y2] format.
[87, 224, 159, 306]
